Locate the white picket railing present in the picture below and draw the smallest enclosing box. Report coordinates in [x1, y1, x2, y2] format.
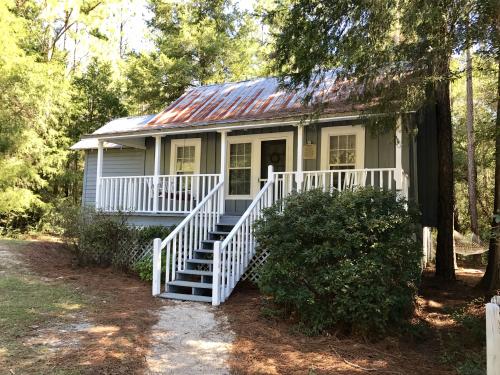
[97, 174, 220, 214]
[487, 296, 500, 375]
[152, 180, 224, 295]
[212, 166, 276, 305]
[273, 168, 408, 200]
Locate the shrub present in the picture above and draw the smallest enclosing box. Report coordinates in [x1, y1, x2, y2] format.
[254, 187, 422, 336]
[57, 203, 173, 270]
[134, 254, 168, 282]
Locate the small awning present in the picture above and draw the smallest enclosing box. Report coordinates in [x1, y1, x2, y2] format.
[70, 139, 124, 150]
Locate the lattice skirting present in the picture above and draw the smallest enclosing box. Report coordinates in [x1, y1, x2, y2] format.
[114, 237, 153, 268]
[242, 249, 269, 283]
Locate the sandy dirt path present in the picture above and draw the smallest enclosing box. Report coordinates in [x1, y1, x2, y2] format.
[147, 301, 234, 374]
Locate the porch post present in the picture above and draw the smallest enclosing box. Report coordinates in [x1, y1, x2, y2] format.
[395, 116, 403, 192]
[153, 135, 162, 213]
[95, 140, 104, 210]
[219, 130, 228, 214]
[296, 125, 304, 191]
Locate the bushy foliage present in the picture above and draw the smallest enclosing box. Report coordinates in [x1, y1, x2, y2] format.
[57, 203, 173, 270]
[134, 255, 168, 282]
[254, 188, 422, 336]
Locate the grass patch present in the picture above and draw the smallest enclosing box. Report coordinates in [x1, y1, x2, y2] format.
[0, 274, 86, 374]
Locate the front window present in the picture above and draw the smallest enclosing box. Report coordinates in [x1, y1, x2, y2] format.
[175, 145, 195, 175]
[229, 143, 251, 195]
[329, 135, 356, 170]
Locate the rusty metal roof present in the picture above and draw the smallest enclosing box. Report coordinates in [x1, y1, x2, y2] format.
[147, 71, 356, 128]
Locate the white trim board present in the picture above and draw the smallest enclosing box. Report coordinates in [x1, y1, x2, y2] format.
[169, 138, 202, 174]
[320, 125, 365, 170]
[226, 131, 294, 199]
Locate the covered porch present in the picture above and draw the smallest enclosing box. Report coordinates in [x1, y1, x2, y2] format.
[89, 118, 409, 216]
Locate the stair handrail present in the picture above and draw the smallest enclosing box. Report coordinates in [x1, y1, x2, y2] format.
[212, 165, 275, 305]
[152, 180, 224, 296]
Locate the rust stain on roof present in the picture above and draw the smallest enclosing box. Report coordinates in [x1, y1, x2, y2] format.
[147, 71, 355, 128]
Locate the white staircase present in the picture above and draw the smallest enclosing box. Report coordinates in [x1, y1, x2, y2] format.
[159, 215, 239, 302]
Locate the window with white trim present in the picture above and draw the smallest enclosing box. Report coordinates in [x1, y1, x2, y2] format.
[170, 138, 201, 175]
[329, 134, 356, 170]
[229, 143, 251, 195]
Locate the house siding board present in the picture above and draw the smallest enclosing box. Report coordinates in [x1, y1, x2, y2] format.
[82, 148, 146, 207]
[225, 200, 253, 215]
[417, 106, 439, 227]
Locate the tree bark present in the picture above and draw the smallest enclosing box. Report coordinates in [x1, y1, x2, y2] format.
[434, 59, 456, 280]
[479, 59, 500, 290]
[465, 48, 480, 239]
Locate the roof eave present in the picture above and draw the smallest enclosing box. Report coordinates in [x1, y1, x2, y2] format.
[82, 111, 380, 140]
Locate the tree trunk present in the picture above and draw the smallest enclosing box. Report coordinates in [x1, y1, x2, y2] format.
[434, 59, 456, 280]
[479, 59, 500, 290]
[466, 48, 480, 238]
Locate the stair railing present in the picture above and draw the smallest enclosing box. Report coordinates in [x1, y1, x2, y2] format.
[212, 165, 276, 305]
[152, 180, 224, 296]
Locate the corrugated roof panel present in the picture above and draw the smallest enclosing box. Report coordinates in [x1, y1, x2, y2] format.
[147, 71, 352, 128]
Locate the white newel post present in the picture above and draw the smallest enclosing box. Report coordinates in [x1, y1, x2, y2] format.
[219, 130, 228, 213]
[487, 296, 500, 375]
[212, 240, 221, 306]
[153, 135, 162, 213]
[267, 165, 274, 206]
[296, 125, 304, 191]
[152, 238, 162, 296]
[395, 116, 403, 193]
[95, 140, 104, 210]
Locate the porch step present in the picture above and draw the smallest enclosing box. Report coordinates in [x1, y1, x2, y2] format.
[208, 230, 231, 236]
[159, 292, 212, 303]
[168, 280, 212, 289]
[187, 259, 213, 265]
[194, 249, 213, 254]
[177, 269, 213, 276]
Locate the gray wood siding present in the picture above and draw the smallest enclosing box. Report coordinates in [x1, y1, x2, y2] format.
[82, 148, 146, 206]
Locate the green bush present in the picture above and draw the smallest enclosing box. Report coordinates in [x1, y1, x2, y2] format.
[254, 187, 422, 336]
[57, 203, 173, 270]
[134, 255, 168, 282]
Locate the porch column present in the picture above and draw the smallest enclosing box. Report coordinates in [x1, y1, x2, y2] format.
[296, 125, 304, 191]
[95, 140, 104, 210]
[219, 130, 228, 213]
[395, 116, 403, 192]
[153, 135, 162, 213]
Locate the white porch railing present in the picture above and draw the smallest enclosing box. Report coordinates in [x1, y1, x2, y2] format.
[212, 166, 275, 305]
[273, 168, 408, 201]
[152, 180, 224, 295]
[97, 174, 220, 214]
